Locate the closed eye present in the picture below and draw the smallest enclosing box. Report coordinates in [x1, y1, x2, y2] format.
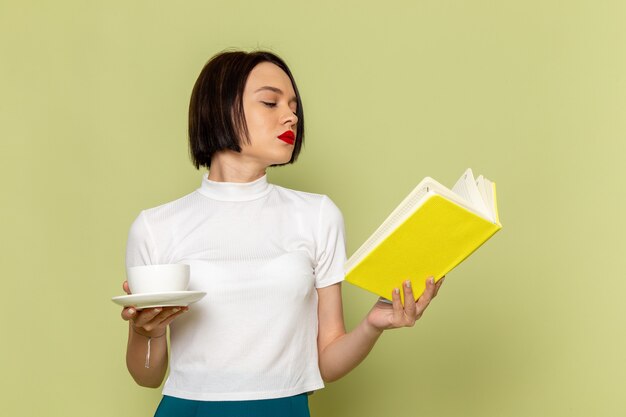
[262, 101, 297, 116]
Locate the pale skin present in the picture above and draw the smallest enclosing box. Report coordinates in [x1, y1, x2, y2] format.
[121, 61, 445, 387]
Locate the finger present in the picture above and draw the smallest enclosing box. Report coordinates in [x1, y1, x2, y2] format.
[153, 307, 185, 326]
[391, 287, 403, 324]
[415, 277, 436, 315]
[158, 308, 188, 327]
[123, 281, 131, 295]
[434, 276, 445, 297]
[403, 280, 417, 321]
[121, 306, 136, 321]
[132, 307, 163, 328]
[144, 306, 187, 331]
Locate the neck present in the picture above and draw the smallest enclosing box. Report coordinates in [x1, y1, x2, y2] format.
[208, 151, 267, 183]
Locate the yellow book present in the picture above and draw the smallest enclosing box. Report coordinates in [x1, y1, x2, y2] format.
[345, 168, 502, 305]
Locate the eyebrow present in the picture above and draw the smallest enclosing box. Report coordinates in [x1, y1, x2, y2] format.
[254, 86, 298, 105]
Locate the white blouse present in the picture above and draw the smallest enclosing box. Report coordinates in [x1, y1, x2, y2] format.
[125, 173, 347, 400]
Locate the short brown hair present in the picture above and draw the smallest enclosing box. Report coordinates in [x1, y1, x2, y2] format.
[188, 49, 305, 169]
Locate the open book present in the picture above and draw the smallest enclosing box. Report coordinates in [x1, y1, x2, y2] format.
[344, 168, 502, 304]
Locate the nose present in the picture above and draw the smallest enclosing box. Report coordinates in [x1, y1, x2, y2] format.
[282, 107, 298, 128]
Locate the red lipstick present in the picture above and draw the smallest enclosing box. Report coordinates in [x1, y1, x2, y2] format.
[278, 130, 295, 145]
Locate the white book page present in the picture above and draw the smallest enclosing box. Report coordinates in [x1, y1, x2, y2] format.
[451, 168, 491, 220]
[476, 175, 495, 222]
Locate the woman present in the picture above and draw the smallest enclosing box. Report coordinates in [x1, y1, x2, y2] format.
[120, 49, 444, 417]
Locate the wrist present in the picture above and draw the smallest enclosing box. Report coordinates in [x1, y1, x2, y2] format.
[131, 324, 166, 339]
[362, 317, 384, 338]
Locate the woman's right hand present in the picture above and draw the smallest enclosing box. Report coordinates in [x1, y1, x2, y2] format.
[120, 281, 189, 337]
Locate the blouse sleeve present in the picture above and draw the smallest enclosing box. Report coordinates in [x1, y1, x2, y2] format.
[314, 195, 347, 288]
[125, 211, 158, 268]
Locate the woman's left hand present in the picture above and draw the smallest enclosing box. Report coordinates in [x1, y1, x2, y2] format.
[366, 276, 445, 332]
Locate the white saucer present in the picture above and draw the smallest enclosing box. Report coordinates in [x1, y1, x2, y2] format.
[111, 291, 206, 309]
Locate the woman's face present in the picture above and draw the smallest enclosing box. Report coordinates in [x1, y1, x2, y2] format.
[239, 62, 299, 166]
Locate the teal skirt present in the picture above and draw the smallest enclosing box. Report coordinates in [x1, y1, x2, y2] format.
[154, 393, 310, 417]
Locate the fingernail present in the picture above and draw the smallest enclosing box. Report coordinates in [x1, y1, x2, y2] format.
[429, 277, 435, 284]
[154, 308, 161, 313]
[128, 308, 135, 315]
[394, 288, 400, 295]
[405, 280, 411, 288]
[173, 308, 180, 312]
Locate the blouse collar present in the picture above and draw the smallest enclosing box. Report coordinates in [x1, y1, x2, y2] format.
[197, 172, 273, 201]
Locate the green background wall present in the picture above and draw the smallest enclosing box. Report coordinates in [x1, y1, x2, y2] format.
[1, 1, 624, 416]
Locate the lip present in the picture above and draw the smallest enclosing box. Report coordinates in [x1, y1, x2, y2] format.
[277, 130, 295, 145]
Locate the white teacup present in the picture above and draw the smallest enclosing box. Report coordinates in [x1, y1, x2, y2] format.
[127, 264, 190, 294]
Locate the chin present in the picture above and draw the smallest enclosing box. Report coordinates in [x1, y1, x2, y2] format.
[269, 152, 293, 166]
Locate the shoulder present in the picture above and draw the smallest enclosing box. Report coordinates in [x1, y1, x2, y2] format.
[272, 185, 342, 217]
[272, 185, 344, 236]
[272, 183, 326, 203]
[135, 190, 203, 227]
